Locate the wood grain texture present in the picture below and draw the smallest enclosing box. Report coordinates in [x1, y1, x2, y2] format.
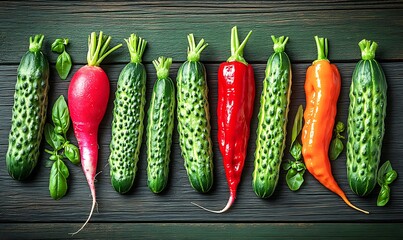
[1, 62, 402, 223]
[2, 223, 403, 239]
[0, 0, 402, 238]
[0, 1, 402, 64]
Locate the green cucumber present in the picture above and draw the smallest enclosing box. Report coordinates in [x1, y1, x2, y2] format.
[347, 39, 387, 196]
[147, 56, 175, 193]
[176, 34, 213, 193]
[6, 34, 49, 180]
[252, 36, 292, 198]
[109, 34, 147, 194]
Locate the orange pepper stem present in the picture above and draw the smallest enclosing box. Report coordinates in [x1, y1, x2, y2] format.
[314, 36, 329, 62]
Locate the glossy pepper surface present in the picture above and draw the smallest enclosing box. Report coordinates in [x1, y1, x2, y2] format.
[301, 36, 368, 214]
[193, 26, 254, 213]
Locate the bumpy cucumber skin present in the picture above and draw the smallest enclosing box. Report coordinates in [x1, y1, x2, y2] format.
[347, 60, 387, 196]
[6, 50, 49, 180]
[252, 51, 291, 198]
[147, 77, 175, 193]
[109, 63, 146, 194]
[176, 61, 213, 193]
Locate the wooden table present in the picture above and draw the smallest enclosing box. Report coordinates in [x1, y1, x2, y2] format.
[1, 1, 402, 239]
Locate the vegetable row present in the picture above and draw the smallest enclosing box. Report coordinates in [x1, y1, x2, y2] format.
[5, 27, 398, 234]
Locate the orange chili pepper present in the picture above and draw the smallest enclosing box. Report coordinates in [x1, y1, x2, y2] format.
[302, 36, 368, 214]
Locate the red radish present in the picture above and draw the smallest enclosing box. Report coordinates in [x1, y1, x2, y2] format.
[68, 31, 121, 235]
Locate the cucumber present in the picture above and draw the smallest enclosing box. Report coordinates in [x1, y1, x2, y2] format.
[6, 34, 49, 180]
[176, 34, 213, 193]
[109, 34, 147, 194]
[147, 56, 175, 193]
[252, 36, 292, 198]
[347, 39, 387, 196]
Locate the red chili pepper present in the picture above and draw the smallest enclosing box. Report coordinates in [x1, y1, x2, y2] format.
[193, 26, 254, 213]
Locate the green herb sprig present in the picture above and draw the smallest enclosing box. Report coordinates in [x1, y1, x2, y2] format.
[51, 38, 72, 80]
[283, 105, 306, 191]
[377, 161, 398, 206]
[44, 95, 80, 200]
[329, 121, 345, 160]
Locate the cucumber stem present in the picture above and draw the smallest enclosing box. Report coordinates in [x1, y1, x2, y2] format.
[125, 34, 147, 63]
[187, 34, 208, 62]
[272, 35, 289, 53]
[29, 34, 44, 52]
[358, 39, 378, 60]
[227, 26, 252, 65]
[153, 56, 172, 79]
[87, 31, 122, 67]
[314, 36, 329, 62]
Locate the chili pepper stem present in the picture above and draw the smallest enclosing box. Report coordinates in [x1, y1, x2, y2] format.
[191, 194, 235, 214]
[314, 36, 329, 63]
[227, 26, 252, 65]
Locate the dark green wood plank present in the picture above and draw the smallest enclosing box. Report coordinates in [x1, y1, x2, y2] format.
[1, 223, 402, 239]
[0, 1, 402, 64]
[0, 62, 402, 223]
[1, 1, 402, 233]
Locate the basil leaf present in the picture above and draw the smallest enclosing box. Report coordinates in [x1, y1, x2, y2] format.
[51, 38, 65, 54]
[44, 123, 55, 149]
[335, 121, 345, 134]
[294, 161, 306, 172]
[329, 138, 344, 160]
[290, 105, 304, 147]
[54, 134, 65, 151]
[49, 160, 68, 200]
[64, 143, 80, 165]
[286, 168, 305, 191]
[385, 170, 398, 185]
[59, 159, 70, 179]
[377, 161, 393, 186]
[56, 50, 72, 80]
[376, 160, 397, 207]
[44, 123, 65, 150]
[49, 154, 58, 161]
[62, 38, 69, 45]
[52, 95, 70, 135]
[283, 161, 291, 171]
[45, 159, 54, 168]
[290, 141, 302, 161]
[377, 185, 390, 207]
